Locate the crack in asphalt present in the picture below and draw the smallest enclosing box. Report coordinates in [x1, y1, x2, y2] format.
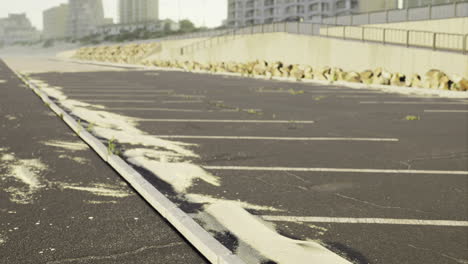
[408, 244, 468, 264]
[45, 242, 186, 263]
[335, 193, 437, 216]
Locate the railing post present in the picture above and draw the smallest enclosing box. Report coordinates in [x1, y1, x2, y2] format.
[428, 4, 432, 19]
[362, 27, 365, 41]
[464, 34, 467, 54]
[343, 26, 346, 39]
[297, 21, 300, 34]
[406, 30, 410, 47]
[433, 32, 436, 50]
[383, 28, 386, 44]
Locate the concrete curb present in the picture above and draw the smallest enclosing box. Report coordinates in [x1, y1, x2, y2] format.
[60, 58, 468, 99]
[13, 70, 246, 264]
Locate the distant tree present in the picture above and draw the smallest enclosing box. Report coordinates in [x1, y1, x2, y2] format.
[179, 19, 196, 33]
[43, 39, 55, 48]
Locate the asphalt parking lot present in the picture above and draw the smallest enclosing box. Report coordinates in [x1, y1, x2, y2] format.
[27, 65, 468, 264]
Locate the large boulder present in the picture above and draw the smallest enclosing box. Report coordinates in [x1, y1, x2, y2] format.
[360, 70, 373, 84]
[343, 71, 361, 83]
[314, 66, 331, 81]
[372, 68, 392, 85]
[290, 65, 305, 81]
[450, 75, 468, 91]
[390, 73, 407, 87]
[407, 74, 422, 88]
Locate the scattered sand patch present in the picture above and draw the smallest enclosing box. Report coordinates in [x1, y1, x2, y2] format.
[0, 80, 6, 83]
[5, 115, 16, 121]
[1, 154, 15, 162]
[42, 140, 89, 151]
[206, 202, 351, 264]
[0, 152, 48, 204]
[127, 156, 219, 193]
[186, 193, 281, 212]
[61, 183, 132, 198]
[0, 234, 5, 245]
[58, 155, 89, 165]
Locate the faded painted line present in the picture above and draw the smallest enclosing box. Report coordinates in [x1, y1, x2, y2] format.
[202, 166, 468, 175]
[67, 90, 173, 93]
[83, 100, 155, 103]
[154, 135, 398, 142]
[261, 215, 468, 227]
[138, 119, 315, 124]
[163, 100, 204, 104]
[360, 101, 468, 105]
[70, 94, 163, 98]
[424, 110, 468, 113]
[109, 107, 208, 113]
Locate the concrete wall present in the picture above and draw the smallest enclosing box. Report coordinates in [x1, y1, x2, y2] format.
[170, 33, 467, 78]
[367, 17, 468, 34]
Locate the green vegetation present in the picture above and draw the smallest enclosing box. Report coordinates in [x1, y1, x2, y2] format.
[107, 138, 121, 156]
[87, 122, 95, 132]
[289, 89, 305, 95]
[405, 115, 420, 121]
[314, 96, 327, 101]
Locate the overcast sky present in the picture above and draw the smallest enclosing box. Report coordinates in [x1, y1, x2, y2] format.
[0, 0, 227, 30]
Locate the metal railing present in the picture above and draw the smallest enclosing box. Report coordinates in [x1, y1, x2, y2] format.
[180, 21, 468, 55]
[293, 1, 468, 25]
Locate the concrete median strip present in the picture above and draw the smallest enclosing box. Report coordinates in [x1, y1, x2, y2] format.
[14, 70, 246, 264]
[260, 216, 468, 227]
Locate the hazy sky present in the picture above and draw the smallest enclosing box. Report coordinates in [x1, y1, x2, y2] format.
[0, 0, 228, 30]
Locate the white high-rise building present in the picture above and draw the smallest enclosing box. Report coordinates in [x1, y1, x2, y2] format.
[0, 13, 40, 46]
[43, 4, 69, 39]
[67, 0, 105, 38]
[119, 0, 159, 24]
[226, 0, 402, 27]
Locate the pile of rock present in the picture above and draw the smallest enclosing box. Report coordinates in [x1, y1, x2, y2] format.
[74, 43, 160, 64]
[73, 46, 468, 91]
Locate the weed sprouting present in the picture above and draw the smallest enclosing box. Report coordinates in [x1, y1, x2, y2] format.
[405, 115, 420, 121]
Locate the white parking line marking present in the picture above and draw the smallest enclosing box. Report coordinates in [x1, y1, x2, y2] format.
[82, 100, 155, 103]
[424, 110, 468, 113]
[67, 90, 173, 93]
[137, 119, 315, 124]
[70, 94, 162, 98]
[202, 166, 468, 175]
[109, 107, 208, 112]
[154, 135, 399, 142]
[260, 216, 468, 227]
[360, 101, 468, 105]
[163, 100, 204, 104]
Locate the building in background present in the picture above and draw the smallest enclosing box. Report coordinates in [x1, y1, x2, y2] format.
[67, 0, 105, 39]
[93, 19, 179, 36]
[119, 0, 159, 24]
[0, 13, 40, 46]
[43, 4, 69, 39]
[226, 0, 459, 27]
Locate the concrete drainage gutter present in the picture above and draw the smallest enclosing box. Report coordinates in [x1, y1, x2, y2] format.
[13, 70, 246, 264]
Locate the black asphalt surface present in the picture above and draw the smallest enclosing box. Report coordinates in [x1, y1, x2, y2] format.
[0, 61, 208, 264]
[28, 66, 468, 264]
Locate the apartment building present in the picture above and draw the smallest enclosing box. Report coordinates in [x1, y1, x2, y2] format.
[226, 0, 402, 27]
[0, 13, 40, 46]
[67, 0, 105, 39]
[43, 4, 69, 39]
[119, 0, 159, 24]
